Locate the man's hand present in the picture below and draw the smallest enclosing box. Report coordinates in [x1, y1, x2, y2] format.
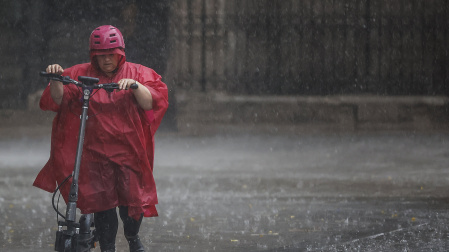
[46, 64, 64, 75]
[117, 78, 136, 90]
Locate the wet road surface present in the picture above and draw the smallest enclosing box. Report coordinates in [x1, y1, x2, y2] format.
[1, 131, 449, 251]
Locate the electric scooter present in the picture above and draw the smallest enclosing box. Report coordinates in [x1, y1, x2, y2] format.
[39, 71, 138, 252]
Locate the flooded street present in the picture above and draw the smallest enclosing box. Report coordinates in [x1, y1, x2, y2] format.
[1, 0, 448, 251]
[1, 131, 449, 251]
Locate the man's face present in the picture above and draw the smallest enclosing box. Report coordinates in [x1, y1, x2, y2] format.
[96, 54, 120, 74]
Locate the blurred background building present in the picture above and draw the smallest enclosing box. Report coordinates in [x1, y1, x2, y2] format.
[1, 0, 448, 133]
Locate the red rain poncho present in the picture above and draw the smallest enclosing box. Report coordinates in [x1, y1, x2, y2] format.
[33, 57, 168, 219]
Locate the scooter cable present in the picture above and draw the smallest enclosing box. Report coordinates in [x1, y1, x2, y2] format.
[52, 174, 72, 221]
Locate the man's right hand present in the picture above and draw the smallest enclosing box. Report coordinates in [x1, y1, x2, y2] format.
[46, 64, 64, 75]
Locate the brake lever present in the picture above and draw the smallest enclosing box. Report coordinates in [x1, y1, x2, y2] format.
[60, 76, 74, 85]
[103, 87, 115, 93]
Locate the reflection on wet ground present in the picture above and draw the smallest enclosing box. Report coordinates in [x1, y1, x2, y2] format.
[1, 132, 449, 251]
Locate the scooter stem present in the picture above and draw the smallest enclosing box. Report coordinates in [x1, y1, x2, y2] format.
[66, 88, 91, 223]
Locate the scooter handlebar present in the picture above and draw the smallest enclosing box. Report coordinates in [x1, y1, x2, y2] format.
[40, 71, 138, 89]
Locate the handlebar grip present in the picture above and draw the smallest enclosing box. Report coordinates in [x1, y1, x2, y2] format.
[40, 71, 61, 78]
[130, 83, 138, 89]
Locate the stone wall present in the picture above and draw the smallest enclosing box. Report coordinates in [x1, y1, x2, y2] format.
[166, 0, 449, 95]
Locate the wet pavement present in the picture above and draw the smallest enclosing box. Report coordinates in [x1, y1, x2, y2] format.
[1, 131, 449, 251]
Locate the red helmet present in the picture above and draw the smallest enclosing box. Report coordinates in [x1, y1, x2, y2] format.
[89, 25, 125, 51]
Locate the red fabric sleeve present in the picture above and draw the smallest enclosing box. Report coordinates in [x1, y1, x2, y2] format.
[39, 84, 60, 112]
[139, 68, 169, 136]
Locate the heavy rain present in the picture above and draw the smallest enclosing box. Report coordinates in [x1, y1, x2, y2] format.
[1, 0, 449, 252]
